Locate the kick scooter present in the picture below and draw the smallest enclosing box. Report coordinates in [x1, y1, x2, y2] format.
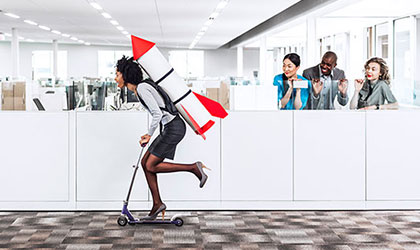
[117, 145, 184, 227]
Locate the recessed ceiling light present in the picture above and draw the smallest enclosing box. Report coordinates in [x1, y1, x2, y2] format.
[62, 33, 70, 38]
[90, 2, 103, 10]
[24, 20, 38, 25]
[4, 12, 20, 19]
[204, 19, 214, 26]
[26, 39, 34, 42]
[70, 37, 78, 41]
[18, 36, 25, 40]
[209, 12, 219, 19]
[84, 42, 91, 46]
[216, 0, 229, 11]
[4, 33, 12, 37]
[78, 40, 84, 43]
[101, 12, 112, 19]
[110, 20, 119, 26]
[122, 31, 128, 35]
[51, 30, 61, 35]
[116, 26, 124, 31]
[39, 25, 51, 31]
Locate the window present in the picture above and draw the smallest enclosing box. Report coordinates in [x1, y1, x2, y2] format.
[168, 50, 204, 78]
[32, 51, 67, 80]
[376, 23, 389, 59]
[394, 17, 412, 105]
[98, 50, 131, 78]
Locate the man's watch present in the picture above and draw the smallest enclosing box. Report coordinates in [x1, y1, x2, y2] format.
[375, 104, 380, 110]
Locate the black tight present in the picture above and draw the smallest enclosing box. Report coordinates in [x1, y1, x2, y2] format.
[140, 150, 201, 215]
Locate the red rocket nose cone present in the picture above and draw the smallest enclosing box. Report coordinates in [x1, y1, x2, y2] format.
[131, 35, 155, 60]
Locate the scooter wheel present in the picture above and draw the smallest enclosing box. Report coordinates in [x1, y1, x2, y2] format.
[174, 217, 183, 227]
[117, 216, 128, 226]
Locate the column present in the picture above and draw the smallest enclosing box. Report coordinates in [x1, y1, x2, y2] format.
[259, 36, 267, 85]
[52, 39, 58, 87]
[11, 28, 19, 78]
[306, 17, 317, 68]
[237, 46, 243, 77]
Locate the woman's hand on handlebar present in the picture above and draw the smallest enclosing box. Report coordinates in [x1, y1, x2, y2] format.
[140, 134, 151, 147]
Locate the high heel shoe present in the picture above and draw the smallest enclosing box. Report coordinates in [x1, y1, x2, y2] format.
[196, 161, 211, 188]
[140, 203, 166, 221]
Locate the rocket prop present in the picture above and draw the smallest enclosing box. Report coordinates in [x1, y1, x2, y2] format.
[131, 35, 228, 140]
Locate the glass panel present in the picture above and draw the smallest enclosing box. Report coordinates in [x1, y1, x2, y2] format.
[375, 23, 389, 59]
[394, 17, 412, 105]
[98, 50, 131, 78]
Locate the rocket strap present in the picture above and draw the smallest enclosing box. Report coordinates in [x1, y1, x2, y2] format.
[155, 68, 174, 84]
[174, 90, 192, 105]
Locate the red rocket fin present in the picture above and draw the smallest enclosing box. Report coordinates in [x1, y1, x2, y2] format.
[131, 35, 156, 60]
[193, 92, 228, 119]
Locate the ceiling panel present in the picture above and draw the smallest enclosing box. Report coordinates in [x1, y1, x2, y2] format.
[0, 0, 301, 48]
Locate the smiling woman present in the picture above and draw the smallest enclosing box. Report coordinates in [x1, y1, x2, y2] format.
[350, 57, 398, 110]
[273, 53, 311, 110]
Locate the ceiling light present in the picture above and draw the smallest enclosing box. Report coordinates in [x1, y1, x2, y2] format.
[62, 33, 70, 38]
[204, 19, 214, 26]
[216, 0, 229, 11]
[84, 42, 91, 46]
[26, 39, 34, 42]
[90, 2, 103, 10]
[110, 20, 119, 26]
[4, 33, 12, 37]
[70, 37, 78, 41]
[78, 40, 84, 43]
[209, 12, 219, 19]
[39, 25, 51, 31]
[101, 12, 112, 19]
[122, 31, 128, 35]
[51, 30, 61, 35]
[18, 36, 25, 40]
[24, 20, 37, 25]
[198, 31, 205, 36]
[4, 12, 20, 19]
[116, 26, 124, 31]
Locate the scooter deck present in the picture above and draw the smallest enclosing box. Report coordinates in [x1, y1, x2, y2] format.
[128, 219, 176, 225]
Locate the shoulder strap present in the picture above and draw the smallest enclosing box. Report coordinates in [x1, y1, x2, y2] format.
[139, 78, 178, 115]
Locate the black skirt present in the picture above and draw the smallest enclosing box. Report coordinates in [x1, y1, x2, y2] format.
[148, 115, 186, 160]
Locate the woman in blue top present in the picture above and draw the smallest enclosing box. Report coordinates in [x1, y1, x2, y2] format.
[273, 53, 310, 110]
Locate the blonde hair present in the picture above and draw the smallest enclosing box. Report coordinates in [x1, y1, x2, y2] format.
[364, 57, 391, 84]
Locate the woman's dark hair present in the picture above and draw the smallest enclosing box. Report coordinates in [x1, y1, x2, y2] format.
[282, 53, 301, 81]
[116, 56, 143, 85]
[283, 53, 301, 67]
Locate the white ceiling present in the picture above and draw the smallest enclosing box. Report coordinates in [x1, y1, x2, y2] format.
[325, 0, 420, 18]
[0, 0, 300, 49]
[246, 0, 420, 48]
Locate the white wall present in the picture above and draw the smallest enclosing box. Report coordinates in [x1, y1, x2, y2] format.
[0, 42, 259, 82]
[0, 41, 131, 81]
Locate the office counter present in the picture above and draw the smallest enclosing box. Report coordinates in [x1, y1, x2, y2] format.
[1, 110, 420, 210]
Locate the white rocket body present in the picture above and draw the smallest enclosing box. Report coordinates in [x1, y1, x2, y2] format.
[138, 45, 214, 135]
